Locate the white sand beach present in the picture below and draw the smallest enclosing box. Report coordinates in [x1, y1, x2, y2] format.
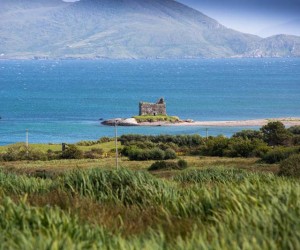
[103, 117, 300, 127]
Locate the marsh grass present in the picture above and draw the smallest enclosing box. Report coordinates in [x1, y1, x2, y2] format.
[0, 166, 299, 249]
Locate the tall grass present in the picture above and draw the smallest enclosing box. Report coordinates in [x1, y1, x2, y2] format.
[0, 167, 300, 249]
[62, 168, 176, 206]
[173, 167, 276, 184]
[0, 169, 54, 195]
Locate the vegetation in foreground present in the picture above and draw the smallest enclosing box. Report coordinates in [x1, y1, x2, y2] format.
[1, 167, 300, 249]
[0, 122, 300, 249]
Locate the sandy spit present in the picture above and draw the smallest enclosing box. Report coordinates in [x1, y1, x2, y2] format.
[137, 117, 300, 127]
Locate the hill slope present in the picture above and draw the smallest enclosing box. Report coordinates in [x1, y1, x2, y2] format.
[0, 0, 299, 59]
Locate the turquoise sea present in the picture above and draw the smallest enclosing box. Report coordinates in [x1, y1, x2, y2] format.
[0, 59, 300, 145]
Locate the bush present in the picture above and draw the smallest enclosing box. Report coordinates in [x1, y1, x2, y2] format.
[84, 148, 104, 159]
[149, 148, 165, 160]
[148, 159, 188, 171]
[76, 141, 96, 146]
[164, 148, 177, 160]
[98, 137, 112, 143]
[252, 145, 270, 158]
[278, 154, 300, 178]
[0, 145, 48, 161]
[46, 149, 60, 160]
[120, 134, 204, 147]
[200, 136, 230, 157]
[261, 147, 299, 164]
[61, 145, 83, 159]
[1, 146, 20, 161]
[288, 126, 300, 135]
[292, 135, 300, 146]
[25, 149, 48, 161]
[233, 130, 263, 140]
[226, 138, 267, 158]
[177, 159, 188, 169]
[148, 161, 167, 171]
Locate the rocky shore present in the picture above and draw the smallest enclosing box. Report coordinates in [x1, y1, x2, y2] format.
[102, 117, 300, 127]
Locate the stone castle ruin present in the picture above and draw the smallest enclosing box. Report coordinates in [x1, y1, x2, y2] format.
[139, 98, 167, 116]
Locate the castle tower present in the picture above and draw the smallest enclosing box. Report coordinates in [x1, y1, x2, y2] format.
[139, 98, 167, 116]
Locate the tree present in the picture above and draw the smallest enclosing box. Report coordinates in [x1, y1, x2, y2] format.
[260, 121, 292, 146]
[288, 125, 300, 135]
[232, 130, 263, 140]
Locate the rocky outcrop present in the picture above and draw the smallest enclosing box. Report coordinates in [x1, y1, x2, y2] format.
[101, 118, 139, 126]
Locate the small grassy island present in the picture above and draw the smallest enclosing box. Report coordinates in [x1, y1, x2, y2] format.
[133, 115, 180, 123]
[102, 98, 188, 126]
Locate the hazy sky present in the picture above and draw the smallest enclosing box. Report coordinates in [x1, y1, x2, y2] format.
[178, 0, 300, 37]
[64, 0, 300, 37]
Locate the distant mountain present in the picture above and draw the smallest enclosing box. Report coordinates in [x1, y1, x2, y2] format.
[0, 0, 299, 59]
[258, 19, 300, 38]
[244, 35, 300, 58]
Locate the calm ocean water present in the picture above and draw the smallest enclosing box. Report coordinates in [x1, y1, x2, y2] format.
[0, 59, 300, 145]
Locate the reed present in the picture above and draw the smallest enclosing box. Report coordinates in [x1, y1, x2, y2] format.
[0, 167, 299, 249]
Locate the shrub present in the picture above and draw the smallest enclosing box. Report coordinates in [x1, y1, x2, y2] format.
[76, 141, 95, 146]
[149, 148, 165, 160]
[177, 159, 188, 169]
[200, 136, 230, 157]
[61, 145, 83, 159]
[126, 147, 148, 161]
[164, 148, 177, 160]
[0, 145, 48, 161]
[98, 137, 112, 143]
[120, 134, 204, 147]
[252, 145, 270, 158]
[291, 135, 300, 146]
[148, 161, 167, 171]
[1, 146, 20, 161]
[226, 138, 267, 158]
[25, 149, 48, 161]
[226, 138, 255, 157]
[261, 147, 299, 164]
[148, 159, 188, 171]
[46, 149, 60, 160]
[84, 148, 104, 159]
[278, 154, 300, 178]
[233, 130, 263, 140]
[288, 126, 300, 135]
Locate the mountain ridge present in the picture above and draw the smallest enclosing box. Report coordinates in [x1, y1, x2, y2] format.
[0, 0, 299, 59]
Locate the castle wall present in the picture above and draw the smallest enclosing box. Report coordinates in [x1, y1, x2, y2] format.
[139, 103, 166, 116]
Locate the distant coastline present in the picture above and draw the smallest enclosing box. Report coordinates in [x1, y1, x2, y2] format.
[102, 117, 300, 127]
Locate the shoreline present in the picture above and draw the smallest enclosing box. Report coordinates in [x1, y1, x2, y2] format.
[102, 117, 300, 127]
